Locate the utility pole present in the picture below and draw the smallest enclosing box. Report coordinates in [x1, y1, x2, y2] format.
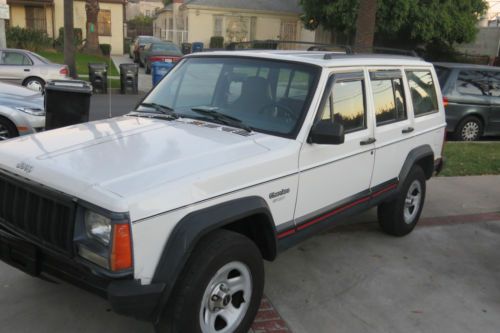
[0, 0, 8, 48]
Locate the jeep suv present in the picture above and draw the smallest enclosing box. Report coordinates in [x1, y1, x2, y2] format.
[435, 62, 500, 141]
[0, 51, 445, 333]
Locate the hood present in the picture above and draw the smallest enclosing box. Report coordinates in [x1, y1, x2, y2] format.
[0, 82, 44, 109]
[0, 116, 272, 210]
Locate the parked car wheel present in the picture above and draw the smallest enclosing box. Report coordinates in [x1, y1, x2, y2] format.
[0, 117, 19, 140]
[378, 166, 426, 237]
[23, 77, 45, 92]
[155, 230, 264, 333]
[453, 116, 483, 141]
[146, 62, 151, 75]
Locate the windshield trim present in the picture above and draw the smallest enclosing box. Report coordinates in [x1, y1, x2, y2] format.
[137, 55, 322, 140]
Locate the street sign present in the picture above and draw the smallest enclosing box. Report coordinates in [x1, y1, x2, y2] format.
[0, 4, 9, 20]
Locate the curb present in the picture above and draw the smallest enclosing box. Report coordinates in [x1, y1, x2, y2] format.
[420, 212, 500, 227]
[251, 296, 292, 333]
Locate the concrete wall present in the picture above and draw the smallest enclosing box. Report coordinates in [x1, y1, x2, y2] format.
[457, 27, 500, 58]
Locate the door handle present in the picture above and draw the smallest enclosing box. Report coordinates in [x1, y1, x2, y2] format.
[360, 138, 376, 146]
[24, 69, 30, 72]
[402, 127, 414, 134]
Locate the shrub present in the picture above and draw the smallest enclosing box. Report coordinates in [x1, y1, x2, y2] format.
[99, 44, 112, 55]
[6, 27, 53, 52]
[55, 27, 83, 50]
[209, 36, 224, 49]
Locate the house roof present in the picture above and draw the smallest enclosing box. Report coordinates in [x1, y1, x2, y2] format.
[180, 0, 302, 14]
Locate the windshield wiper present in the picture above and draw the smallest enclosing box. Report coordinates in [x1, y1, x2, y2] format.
[191, 107, 252, 132]
[137, 102, 179, 119]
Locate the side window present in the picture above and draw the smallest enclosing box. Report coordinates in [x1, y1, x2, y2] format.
[487, 71, 500, 97]
[371, 77, 407, 126]
[406, 70, 439, 117]
[2, 52, 31, 65]
[456, 70, 489, 96]
[319, 78, 366, 133]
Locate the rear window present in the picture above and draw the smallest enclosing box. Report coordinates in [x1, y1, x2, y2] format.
[434, 66, 451, 87]
[406, 70, 439, 117]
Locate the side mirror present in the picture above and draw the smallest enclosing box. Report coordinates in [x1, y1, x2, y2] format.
[308, 119, 345, 145]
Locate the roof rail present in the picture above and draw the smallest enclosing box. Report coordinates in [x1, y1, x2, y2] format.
[225, 40, 352, 54]
[354, 46, 419, 57]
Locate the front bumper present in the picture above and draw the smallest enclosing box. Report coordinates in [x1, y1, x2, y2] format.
[0, 226, 164, 321]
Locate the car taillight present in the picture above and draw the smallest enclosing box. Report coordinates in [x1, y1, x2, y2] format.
[60, 67, 69, 76]
[110, 223, 133, 272]
[443, 97, 449, 108]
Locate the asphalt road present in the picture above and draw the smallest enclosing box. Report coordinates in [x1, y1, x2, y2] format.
[89, 92, 145, 121]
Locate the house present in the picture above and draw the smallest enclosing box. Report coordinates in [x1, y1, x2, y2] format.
[127, 0, 163, 19]
[153, 0, 316, 48]
[6, 0, 125, 55]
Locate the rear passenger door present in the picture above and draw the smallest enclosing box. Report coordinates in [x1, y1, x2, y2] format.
[369, 69, 413, 188]
[295, 71, 375, 225]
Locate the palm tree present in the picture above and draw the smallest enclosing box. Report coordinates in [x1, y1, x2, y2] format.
[63, 0, 77, 78]
[83, 0, 101, 54]
[354, 0, 378, 50]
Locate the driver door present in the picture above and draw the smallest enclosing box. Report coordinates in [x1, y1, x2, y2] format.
[295, 70, 376, 227]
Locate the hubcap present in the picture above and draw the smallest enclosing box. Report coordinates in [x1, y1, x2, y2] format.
[26, 80, 43, 92]
[0, 124, 11, 140]
[461, 121, 479, 141]
[404, 180, 422, 224]
[200, 261, 252, 333]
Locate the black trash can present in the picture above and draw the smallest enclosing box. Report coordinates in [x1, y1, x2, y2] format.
[44, 80, 93, 130]
[119, 63, 139, 94]
[88, 63, 108, 93]
[181, 42, 192, 55]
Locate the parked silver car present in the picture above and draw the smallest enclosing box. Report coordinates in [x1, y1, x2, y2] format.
[0, 81, 45, 140]
[0, 48, 69, 92]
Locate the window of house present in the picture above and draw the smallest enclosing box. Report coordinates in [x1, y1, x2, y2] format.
[145, 10, 151, 17]
[456, 70, 489, 96]
[370, 74, 407, 126]
[98, 10, 112, 36]
[26, 6, 46, 31]
[406, 70, 439, 117]
[320, 77, 366, 133]
[214, 16, 223, 37]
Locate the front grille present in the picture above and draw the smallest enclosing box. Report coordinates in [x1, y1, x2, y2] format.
[0, 172, 76, 255]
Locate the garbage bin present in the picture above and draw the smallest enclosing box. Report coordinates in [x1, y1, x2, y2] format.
[192, 42, 204, 53]
[151, 62, 174, 86]
[44, 80, 93, 130]
[119, 63, 139, 94]
[88, 63, 108, 93]
[181, 42, 192, 55]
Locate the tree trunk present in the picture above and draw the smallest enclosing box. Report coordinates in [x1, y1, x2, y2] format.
[83, 0, 101, 54]
[63, 0, 77, 78]
[354, 0, 378, 50]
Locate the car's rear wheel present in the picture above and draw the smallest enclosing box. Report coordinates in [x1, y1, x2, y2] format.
[378, 166, 426, 236]
[23, 77, 45, 92]
[0, 117, 19, 140]
[454, 116, 483, 141]
[155, 230, 264, 333]
[146, 62, 151, 74]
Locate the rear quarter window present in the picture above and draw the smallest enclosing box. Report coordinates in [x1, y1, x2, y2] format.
[406, 70, 439, 117]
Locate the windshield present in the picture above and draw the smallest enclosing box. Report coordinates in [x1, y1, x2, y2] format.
[140, 57, 320, 137]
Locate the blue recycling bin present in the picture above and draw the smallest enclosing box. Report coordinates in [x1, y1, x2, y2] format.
[151, 61, 175, 86]
[192, 42, 204, 53]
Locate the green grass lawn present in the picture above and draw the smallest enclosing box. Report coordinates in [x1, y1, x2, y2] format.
[38, 50, 119, 77]
[440, 142, 500, 177]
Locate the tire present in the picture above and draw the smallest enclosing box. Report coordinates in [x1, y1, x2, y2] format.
[23, 77, 45, 92]
[0, 117, 19, 140]
[139, 58, 144, 68]
[146, 62, 151, 74]
[155, 230, 264, 333]
[453, 116, 483, 141]
[378, 166, 426, 237]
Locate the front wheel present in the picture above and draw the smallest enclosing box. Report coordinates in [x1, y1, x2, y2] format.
[155, 230, 264, 333]
[378, 166, 426, 236]
[23, 77, 45, 92]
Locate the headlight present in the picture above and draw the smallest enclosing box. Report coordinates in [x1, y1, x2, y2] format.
[84, 210, 112, 246]
[15, 107, 45, 116]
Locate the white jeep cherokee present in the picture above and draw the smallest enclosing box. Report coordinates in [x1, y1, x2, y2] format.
[0, 51, 445, 332]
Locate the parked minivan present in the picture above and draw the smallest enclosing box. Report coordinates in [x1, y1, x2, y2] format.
[435, 62, 500, 141]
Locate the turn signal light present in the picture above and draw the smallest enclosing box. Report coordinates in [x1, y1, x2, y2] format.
[110, 224, 132, 272]
[60, 67, 69, 76]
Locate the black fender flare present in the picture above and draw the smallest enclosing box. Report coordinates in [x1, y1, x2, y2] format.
[398, 145, 434, 189]
[151, 196, 276, 321]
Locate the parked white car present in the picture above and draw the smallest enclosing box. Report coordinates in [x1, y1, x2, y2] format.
[0, 51, 445, 333]
[0, 81, 45, 140]
[0, 48, 69, 92]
